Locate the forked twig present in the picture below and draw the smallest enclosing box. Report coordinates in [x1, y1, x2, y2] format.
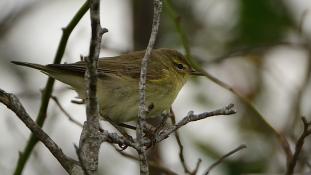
[286, 117, 311, 175]
[204, 144, 247, 175]
[170, 108, 201, 174]
[152, 104, 236, 145]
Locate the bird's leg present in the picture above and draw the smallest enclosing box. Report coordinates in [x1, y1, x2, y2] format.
[142, 112, 170, 149]
[155, 111, 170, 132]
[103, 116, 134, 150]
[147, 103, 154, 112]
[146, 111, 172, 149]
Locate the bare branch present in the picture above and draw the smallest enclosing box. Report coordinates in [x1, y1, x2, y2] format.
[137, 0, 163, 174]
[169, 109, 192, 174]
[153, 104, 236, 144]
[286, 117, 311, 175]
[13, 2, 90, 174]
[0, 89, 83, 174]
[192, 159, 202, 175]
[204, 144, 247, 175]
[51, 96, 83, 128]
[112, 145, 178, 175]
[77, 0, 108, 174]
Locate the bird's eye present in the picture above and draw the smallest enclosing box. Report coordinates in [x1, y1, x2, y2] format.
[176, 63, 184, 70]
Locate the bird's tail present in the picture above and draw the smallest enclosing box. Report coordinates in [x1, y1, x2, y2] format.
[11, 61, 47, 72]
[11, 61, 85, 94]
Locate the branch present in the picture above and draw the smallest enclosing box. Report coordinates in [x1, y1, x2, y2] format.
[137, 0, 162, 174]
[286, 117, 311, 175]
[152, 104, 236, 145]
[288, 45, 311, 136]
[112, 145, 178, 175]
[0, 89, 83, 174]
[13, 2, 89, 175]
[170, 109, 200, 175]
[77, 0, 108, 174]
[164, 0, 191, 59]
[203, 144, 247, 175]
[51, 96, 83, 128]
[139, 104, 236, 147]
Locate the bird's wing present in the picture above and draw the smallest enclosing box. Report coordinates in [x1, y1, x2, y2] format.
[47, 51, 166, 80]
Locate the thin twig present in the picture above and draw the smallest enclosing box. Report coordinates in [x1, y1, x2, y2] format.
[204, 144, 247, 175]
[112, 145, 178, 175]
[192, 159, 202, 175]
[137, 0, 162, 174]
[12, 2, 89, 175]
[169, 109, 192, 174]
[51, 96, 83, 128]
[288, 46, 311, 135]
[286, 117, 311, 175]
[164, 0, 191, 59]
[77, 0, 108, 174]
[0, 89, 83, 174]
[152, 104, 236, 146]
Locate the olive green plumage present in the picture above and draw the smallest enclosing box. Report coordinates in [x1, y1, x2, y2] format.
[12, 48, 201, 122]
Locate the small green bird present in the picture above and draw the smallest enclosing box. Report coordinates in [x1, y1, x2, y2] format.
[12, 48, 203, 122]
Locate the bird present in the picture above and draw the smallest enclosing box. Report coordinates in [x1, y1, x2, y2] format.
[12, 48, 203, 122]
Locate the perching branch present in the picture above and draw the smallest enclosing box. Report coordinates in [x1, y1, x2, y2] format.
[99, 129, 138, 149]
[13, 2, 89, 175]
[286, 117, 311, 175]
[204, 144, 247, 175]
[0, 89, 83, 174]
[137, 0, 162, 174]
[77, 0, 108, 174]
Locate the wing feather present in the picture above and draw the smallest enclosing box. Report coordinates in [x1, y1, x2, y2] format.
[46, 50, 166, 80]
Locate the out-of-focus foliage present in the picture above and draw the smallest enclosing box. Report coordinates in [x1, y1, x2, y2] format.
[158, 0, 310, 174]
[232, 0, 293, 47]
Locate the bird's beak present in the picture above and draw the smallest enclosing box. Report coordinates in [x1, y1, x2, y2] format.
[190, 69, 204, 76]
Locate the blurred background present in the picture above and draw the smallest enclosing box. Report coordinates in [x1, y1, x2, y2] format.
[1, 0, 311, 174]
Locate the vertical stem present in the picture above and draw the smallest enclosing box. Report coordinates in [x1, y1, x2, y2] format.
[78, 0, 107, 174]
[13, 2, 89, 175]
[137, 0, 162, 174]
